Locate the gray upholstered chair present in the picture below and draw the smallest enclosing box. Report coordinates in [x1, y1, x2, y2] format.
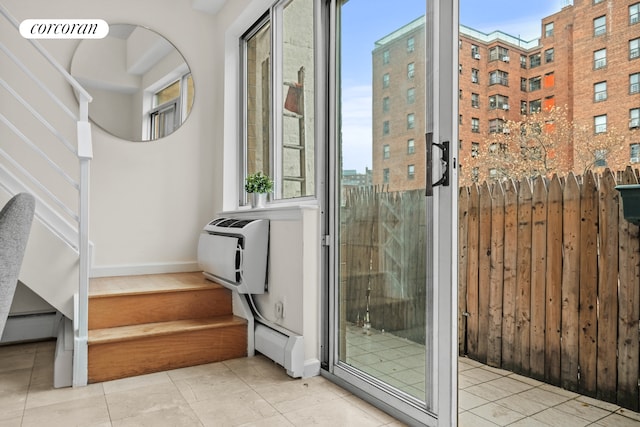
[0, 193, 35, 337]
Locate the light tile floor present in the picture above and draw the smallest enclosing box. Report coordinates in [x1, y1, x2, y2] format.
[2, 337, 640, 426]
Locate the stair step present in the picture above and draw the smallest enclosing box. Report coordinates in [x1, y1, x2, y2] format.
[88, 315, 247, 383]
[89, 272, 231, 329]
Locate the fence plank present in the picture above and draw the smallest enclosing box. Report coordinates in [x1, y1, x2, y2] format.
[477, 182, 493, 364]
[458, 187, 470, 354]
[501, 179, 519, 371]
[530, 176, 548, 380]
[618, 167, 640, 411]
[466, 184, 481, 359]
[596, 171, 619, 403]
[545, 175, 563, 386]
[487, 182, 505, 367]
[514, 178, 533, 375]
[561, 172, 580, 392]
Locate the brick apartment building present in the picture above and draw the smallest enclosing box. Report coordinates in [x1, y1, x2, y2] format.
[372, 0, 640, 190]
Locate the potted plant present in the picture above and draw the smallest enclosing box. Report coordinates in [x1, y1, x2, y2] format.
[245, 171, 273, 208]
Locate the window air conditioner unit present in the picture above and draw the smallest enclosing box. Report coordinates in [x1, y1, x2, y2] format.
[502, 56, 510, 62]
[632, 15, 639, 25]
[503, 128, 510, 134]
[631, 157, 640, 163]
[502, 104, 510, 110]
[631, 119, 640, 129]
[474, 53, 481, 60]
[595, 93, 607, 101]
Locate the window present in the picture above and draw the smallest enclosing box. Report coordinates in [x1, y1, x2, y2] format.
[489, 45, 509, 62]
[407, 113, 415, 129]
[407, 87, 416, 104]
[631, 108, 640, 129]
[471, 93, 479, 108]
[594, 81, 607, 102]
[529, 76, 542, 91]
[529, 52, 541, 68]
[407, 139, 415, 154]
[459, 114, 463, 125]
[489, 94, 509, 110]
[459, 89, 463, 100]
[545, 22, 554, 37]
[382, 50, 390, 64]
[594, 0, 603, 4]
[631, 38, 640, 59]
[520, 54, 527, 69]
[471, 118, 480, 133]
[521, 77, 527, 92]
[241, 0, 315, 201]
[631, 73, 640, 93]
[471, 44, 480, 58]
[543, 96, 555, 111]
[471, 142, 479, 158]
[383, 73, 390, 88]
[631, 143, 640, 163]
[472, 167, 479, 182]
[383, 168, 390, 184]
[489, 118, 505, 134]
[407, 164, 415, 180]
[407, 62, 415, 79]
[383, 144, 390, 159]
[594, 114, 607, 133]
[545, 48, 554, 63]
[595, 150, 607, 167]
[489, 70, 509, 86]
[631, 3, 640, 25]
[459, 64, 463, 74]
[520, 100, 527, 114]
[149, 75, 193, 140]
[543, 72, 555, 88]
[594, 48, 607, 69]
[594, 15, 606, 36]
[471, 68, 479, 84]
[407, 36, 415, 53]
[529, 99, 542, 114]
[382, 97, 390, 112]
[383, 120, 390, 135]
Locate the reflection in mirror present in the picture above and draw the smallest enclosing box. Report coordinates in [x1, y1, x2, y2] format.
[71, 24, 194, 141]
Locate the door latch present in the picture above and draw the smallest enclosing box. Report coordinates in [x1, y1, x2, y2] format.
[425, 132, 450, 197]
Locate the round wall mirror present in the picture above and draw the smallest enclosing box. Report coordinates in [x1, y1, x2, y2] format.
[70, 24, 194, 142]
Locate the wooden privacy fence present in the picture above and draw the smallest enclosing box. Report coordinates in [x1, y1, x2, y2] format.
[459, 168, 640, 411]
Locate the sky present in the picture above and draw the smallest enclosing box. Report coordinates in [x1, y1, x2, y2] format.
[340, 0, 568, 173]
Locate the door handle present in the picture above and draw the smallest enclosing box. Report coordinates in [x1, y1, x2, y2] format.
[425, 132, 450, 196]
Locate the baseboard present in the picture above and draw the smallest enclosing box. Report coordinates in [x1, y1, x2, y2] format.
[304, 358, 321, 378]
[91, 262, 200, 278]
[0, 312, 60, 343]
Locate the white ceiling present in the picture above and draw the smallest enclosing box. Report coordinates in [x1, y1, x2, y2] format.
[191, 0, 227, 15]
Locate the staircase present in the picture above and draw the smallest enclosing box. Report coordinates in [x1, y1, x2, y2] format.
[87, 272, 247, 383]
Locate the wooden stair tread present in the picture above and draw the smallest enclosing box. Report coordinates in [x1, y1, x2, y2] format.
[89, 272, 224, 298]
[89, 315, 246, 345]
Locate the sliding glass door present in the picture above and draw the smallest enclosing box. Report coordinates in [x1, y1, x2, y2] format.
[327, 0, 457, 425]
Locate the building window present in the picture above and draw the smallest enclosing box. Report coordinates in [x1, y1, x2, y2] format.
[383, 120, 390, 135]
[471, 93, 480, 108]
[489, 70, 509, 86]
[594, 0, 604, 4]
[489, 118, 505, 133]
[459, 64, 463, 74]
[407, 62, 415, 79]
[543, 72, 555, 88]
[630, 38, 640, 60]
[594, 15, 606, 36]
[471, 142, 479, 158]
[407, 87, 416, 104]
[529, 52, 541, 68]
[543, 96, 555, 111]
[521, 100, 528, 114]
[521, 77, 527, 92]
[545, 48, 554, 63]
[383, 144, 390, 159]
[595, 149, 607, 167]
[594, 48, 607, 69]
[382, 50, 390, 65]
[459, 114, 463, 125]
[529, 99, 542, 114]
[382, 97, 390, 112]
[383, 73, 390, 88]
[545, 22, 554, 37]
[631, 143, 640, 163]
[459, 89, 463, 100]
[407, 113, 415, 129]
[407, 36, 415, 53]
[407, 139, 415, 154]
[471, 44, 480, 59]
[595, 114, 607, 134]
[631, 108, 640, 129]
[471, 167, 479, 182]
[471, 68, 479, 84]
[631, 3, 640, 25]
[489, 45, 509, 62]
[407, 164, 415, 180]
[529, 76, 542, 91]
[594, 81, 607, 102]
[631, 73, 640, 93]
[489, 94, 509, 110]
[520, 54, 527, 69]
[383, 168, 389, 184]
[471, 118, 480, 133]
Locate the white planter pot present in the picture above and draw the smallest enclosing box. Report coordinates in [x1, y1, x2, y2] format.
[250, 193, 268, 209]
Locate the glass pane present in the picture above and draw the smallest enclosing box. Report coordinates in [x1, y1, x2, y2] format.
[153, 80, 180, 107]
[338, 0, 427, 404]
[245, 21, 272, 178]
[280, 0, 315, 198]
